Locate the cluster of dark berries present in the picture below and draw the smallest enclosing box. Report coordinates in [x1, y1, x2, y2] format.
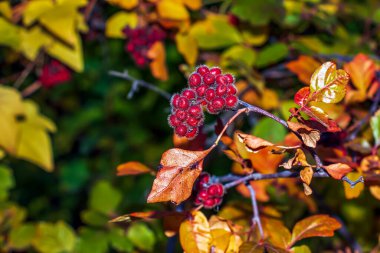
[168, 66, 239, 139]
[194, 173, 224, 209]
[123, 26, 166, 67]
[39, 60, 71, 88]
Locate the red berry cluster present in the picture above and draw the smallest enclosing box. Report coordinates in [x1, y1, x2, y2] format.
[194, 173, 224, 209]
[123, 26, 166, 67]
[39, 60, 71, 88]
[169, 66, 238, 139]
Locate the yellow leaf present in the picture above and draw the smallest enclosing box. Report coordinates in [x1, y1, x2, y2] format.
[0, 86, 24, 154]
[260, 89, 279, 110]
[105, 11, 138, 38]
[343, 172, 364, 199]
[370, 186, 380, 200]
[107, 0, 138, 10]
[16, 100, 56, 172]
[147, 41, 168, 81]
[175, 32, 198, 65]
[0, 1, 12, 19]
[300, 166, 313, 185]
[0, 149, 4, 160]
[242, 29, 268, 46]
[180, 211, 212, 253]
[157, 0, 189, 20]
[20, 26, 53, 61]
[226, 234, 243, 253]
[209, 216, 232, 253]
[262, 218, 291, 249]
[76, 13, 89, 33]
[182, 0, 202, 10]
[46, 33, 83, 72]
[0, 18, 21, 50]
[23, 0, 54, 26]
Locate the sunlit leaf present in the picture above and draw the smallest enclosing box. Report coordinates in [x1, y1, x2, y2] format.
[221, 45, 257, 68]
[175, 32, 198, 65]
[255, 43, 288, 68]
[8, 224, 36, 250]
[309, 61, 349, 104]
[262, 218, 291, 249]
[157, 0, 189, 20]
[209, 216, 233, 253]
[127, 222, 156, 251]
[105, 11, 138, 38]
[147, 147, 213, 204]
[147, 41, 168, 81]
[281, 148, 309, 169]
[0, 1, 12, 19]
[322, 163, 352, 180]
[291, 245, 312, 253]
[294, 87, 310, 107]
[343, 172, 364, 199]
[107, 0, 138, 10]
[117, 161, 154, 176]
[289, 215, 341, 247]
[182, 0, 202, 10]
[370, 186, 380, 200]
[0, 17, 21, 50]
[180, 210, 212, 253]
[370, 110, 380, 146]
[287, 121, 320, 148]
[300, 166, 313, 185]
[237, 132, 275, 153]
[286, 55, 320, 84]
[20, 26, 53, 61]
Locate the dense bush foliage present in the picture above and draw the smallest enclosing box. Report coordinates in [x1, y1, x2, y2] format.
[0, 0, 380, 252]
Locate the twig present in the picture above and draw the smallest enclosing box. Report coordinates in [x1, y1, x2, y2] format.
[247, 184, 264, 238]
[21, 81, 42, 97]
[108, 70, 171, 100]
[14, 51, 43, 88]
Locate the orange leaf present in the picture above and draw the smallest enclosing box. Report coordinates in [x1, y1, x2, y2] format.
[322, 163, 352, 180]
[300, 166, 313, 185]
[179, 210, 212, 253]
[344, 53, 376, 95]
[370, 186, 380, 200]
[147, 41, 168, 81]
[237, 132, 275, 153]
[147, 147, 212, 204]
[301, 105, 341, 132]
[343, 172, 364, 199]
[286, 55, 321, 84]
[262, 218, 291, 249]
[289, 215, 341, 247]
[287, 121, 320, 148]
[116, 161, 154, 176]
[281, 149, 309, 169]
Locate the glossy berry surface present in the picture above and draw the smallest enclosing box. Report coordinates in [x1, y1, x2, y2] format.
[193, 173, 225, 209]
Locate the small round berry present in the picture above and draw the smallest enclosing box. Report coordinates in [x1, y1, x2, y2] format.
[194, 197, 202, 205]
[209, 67, 222, 76]
[188, 73, 202, 88]
[206, 103, 218, 114]
[225, 95, 238, 108]
[187, 117, 200, 127]
[175, 124, 188, 137]
[171, 94, 180, 108]
[198, 189, 208, 201]
[216, 85, 227, 97]
[224, 74, 234, 84]
[226, 84, 237, 95]
[203, 198, 216, 209]
[203, 73, 215, 86]
[211, 97, 225, 111]
[175, 110, 188, 121]
[214, 197, 223, 206]
[177, 97, 190, 110]
[196, 65, 210, 76]
[199, 173, 210, 185]
[216, 75, 228, 86]
[186, 127, 198, 139]
[188, 105, 202, 117]
[168, 114, 181, 127]
[214, 184, 224, 197]
[181, 89, 196, 100]
[205, 88, 216, 102]
[198, 98, 207, 106]
[196, 85, 207, 97]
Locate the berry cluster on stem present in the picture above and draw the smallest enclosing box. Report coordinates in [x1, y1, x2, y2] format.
[194, 173, 224, 209]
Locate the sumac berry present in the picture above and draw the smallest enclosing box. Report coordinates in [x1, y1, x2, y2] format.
[203, 73, 215, 86]
[188, 73, 202, 88]
[196, 65, 209, 76]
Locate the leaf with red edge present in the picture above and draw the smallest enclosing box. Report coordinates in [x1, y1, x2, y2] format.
[116, 161, 155, 176]
[294, 87, 310, 107]
[286, 55, 321, 84]
[289, 215, 341, 247]
[301, 105, 341, 132]
[323, 163, 352, 180]
[344, 53, 376, 94]
[147, 147, 213, 204]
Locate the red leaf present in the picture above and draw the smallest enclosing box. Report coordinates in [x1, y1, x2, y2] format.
[294, 87, 310, 107]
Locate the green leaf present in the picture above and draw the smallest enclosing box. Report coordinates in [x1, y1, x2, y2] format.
[231, 0, 284, 26]
[127, 223, 156, 252]
[75, 228, 109, 253]
[89, 180, 122, 215]
[109, 227, 133, 252]
[255, 43, 289, 68]
[8, 224, 36, 250]
[81, 209, 109, 227]
[60, 159, 89, 192]
[370, 110, 380, 146]
[0, 165, 14, 201]
[253, 117, 287, 143]
[221, 45, 257, 68]
[189, 14, 242, 49]
[292, 245, 312, 253]
[32, 221, 76, 253]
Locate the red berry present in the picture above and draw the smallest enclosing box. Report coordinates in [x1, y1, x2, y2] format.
[186, 127, 198, 139]
[206, 103, 218, 114]
[227, 85, 237, 95]
[175, 110, 188, 121]
[188, 73, 202, 88]
[199, 173, 210, 185]
[188, 105, 202, 117]
[211, 97, 225, 111]
[168, 114, 181, 127]
[216, 75, 228, 85]
[216, 85, 227, 97]
[224, 74, 234, 84]
[214, 184, 224, 197]
[203, 73, 215, 86]
[203, 198, 216, 209]
[177, 97, 190, 110]
[198, 98, 207, 106]
[205, 88, 216, 102]
[196, 85, 207, 97]
[187, 117, 199, 127]
[214, 197, 223, 206]
[196, 65, 209, 76]
[194, 197, 202, 205]
[198, 189, 208, 201]
[175, 124, 188, 137]
[171, 94, 180, 108]
[182, 89, 196, 100]
[225, 95, 238, 108]
[209, 67, 222, 76]
[207, 185, 219, 196]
